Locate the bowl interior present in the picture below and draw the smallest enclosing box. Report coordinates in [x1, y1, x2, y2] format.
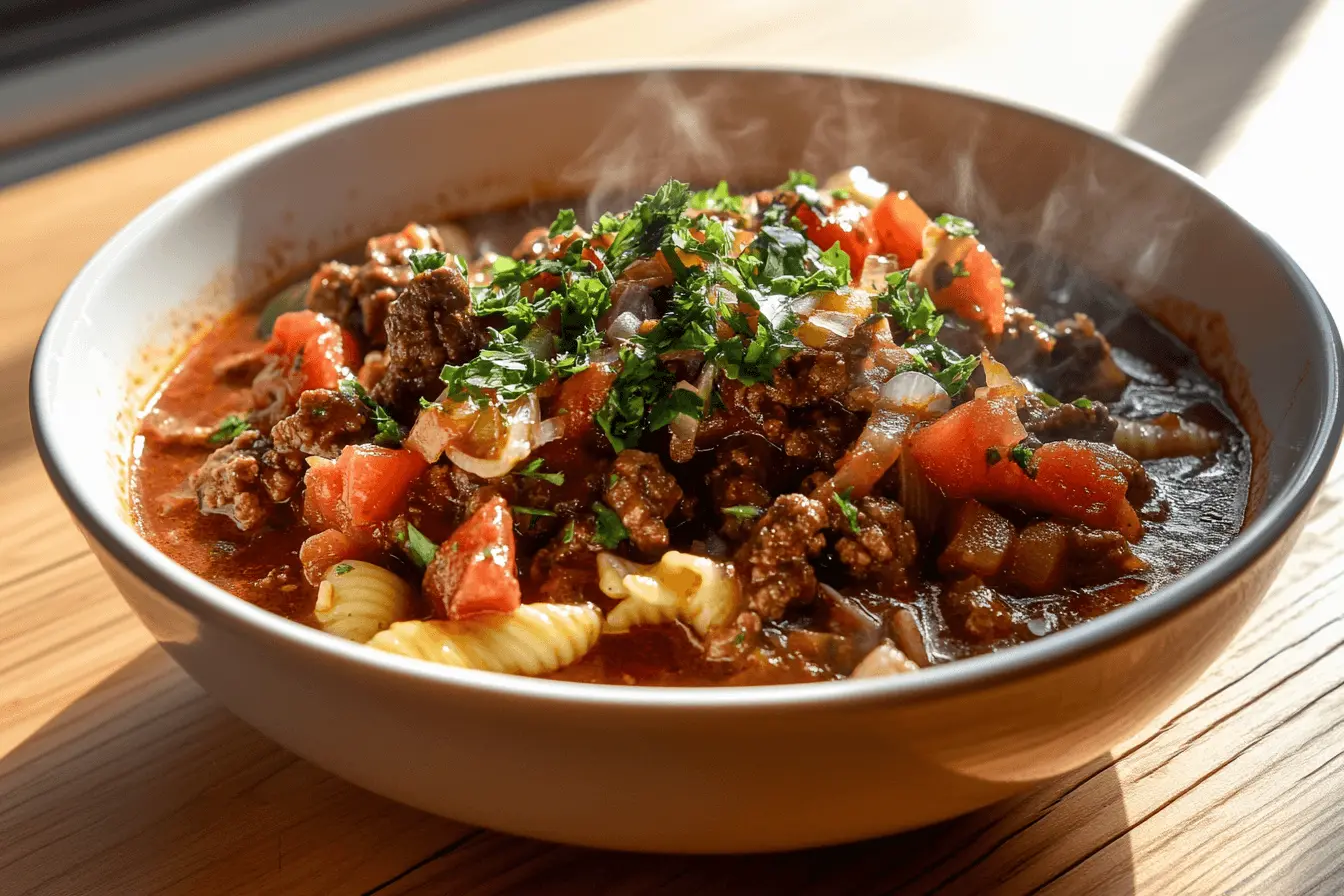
[32, 66, 1341, 693]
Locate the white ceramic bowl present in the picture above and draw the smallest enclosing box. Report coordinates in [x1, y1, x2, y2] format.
[32, 66, 1343, 852]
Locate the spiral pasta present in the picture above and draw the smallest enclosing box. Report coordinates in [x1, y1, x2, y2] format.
[368, 603, 602, 676]
[314, 560, 415, 642]
[597, 551, 739, 635]
[1114, 414, 1219, 460]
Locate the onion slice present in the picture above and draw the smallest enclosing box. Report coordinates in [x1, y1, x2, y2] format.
[668, 362, 716, 464]
[829, 371, 950, 498]
[446, 394, 539, 479]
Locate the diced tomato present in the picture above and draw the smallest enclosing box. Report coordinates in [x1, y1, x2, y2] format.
[302, 457, 348, 531]
[554, 362, 618, 440]
[424, 495, 522, 619]
[298, 528, 375, 586]
[268, 310, 360, 390]
[912, 400, 1142, 540]
[341, 444, 428, 526]
[931, 242, 1006, 336]
[869, 191, 930, 268]
[796, 200, 877, 280]
[909, 397, 1027, 498]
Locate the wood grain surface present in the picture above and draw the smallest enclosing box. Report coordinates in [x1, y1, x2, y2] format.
[2, 0, 1341, 893]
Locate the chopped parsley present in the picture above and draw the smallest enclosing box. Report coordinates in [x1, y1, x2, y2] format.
[1073, 397, 1094, 410]
[332, 563, 353, 576]
[561, 519, 575, 544]
[733, 631, 746, 646]
[934, 213, 978, 239]
[512, 505, 557, 517]
[985, 446, 1003, 465]
[1036, 391, 1061, 408]
[722, 505, 764, 520]
[548, 208, 577, 237]
[830, 188, 851, 200]
[592, 502, 629, 549]
[515, 458, 564, 486]
[339, 378, 403, 446]
[207, 414, 251, 445]
[779, 169, 819, 190]
[951, 260, 970, 279]
[1009, 443, 1038, 478]
[690, 180, 744, 214]
[408, 249, 448, 275]
[875, 271, 979, 395]
[1001, 276, 1016, 290]
[832, 487, 861, 534]
[401, 523, 439, 569]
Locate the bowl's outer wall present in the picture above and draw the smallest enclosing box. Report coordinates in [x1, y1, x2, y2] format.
[35, 69, 1342, 851]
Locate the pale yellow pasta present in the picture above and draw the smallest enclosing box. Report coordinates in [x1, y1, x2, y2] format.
[314, 560, 414, 643]
[368, 603, 602, 676]
[597, 551, 739, 636]
[1114, 414, 1219, 460]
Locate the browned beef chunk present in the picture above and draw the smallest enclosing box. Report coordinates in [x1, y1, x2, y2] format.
[993, 305, 1057, 372]
[1067, 526, 1148, 585]
[529, 515, 606, 603]
[709, 438, 774, 541]
[189, 430, 293, 531]
[833, 496, 919, 584]
[703, 611, 764, 662]
[943, 576, 1017, 643]
[1018, 393, 1117, 443]
[371, 265, 485, 417]
[604, 450, 683, 555]
[269, 389, 370, 459]
[1038, 313, 1129, 402]
[305, 223, 445, 347]
[734, 493, 828, 620]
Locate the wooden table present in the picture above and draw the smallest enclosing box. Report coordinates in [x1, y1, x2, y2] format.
[3, 1, 1342, 892]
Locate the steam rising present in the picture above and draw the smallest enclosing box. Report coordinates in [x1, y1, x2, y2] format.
[565, 71, 1193, 332]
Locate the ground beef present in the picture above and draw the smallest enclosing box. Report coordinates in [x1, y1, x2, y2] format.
[703, 611, 764, 662]
[993, 305, 1057, 373]
[733, 493, 828, 620]
[782, 407, 853, 468]
[833, 497, 919, 585]
[943, 576, 1017, 643]
[1038, 313, 1130, 402]
[189, 430, 284, 531]
[766, 350, 849, 407]
[604, 450, 683, 555]
[1018, 394, 1117, 443]
[371, 265, 486, 417]
[269, 388, 370, 459]
[709, 438, 774, 541]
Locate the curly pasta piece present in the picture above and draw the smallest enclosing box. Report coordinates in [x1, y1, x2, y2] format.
[1114, 413, 1219, 460]
[368, 603, 602, 676]
[314, 560, 415, 642]
[597, 551, 739, 635]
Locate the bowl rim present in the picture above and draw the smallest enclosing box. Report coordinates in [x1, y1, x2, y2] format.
[31, 61, 1344, 712]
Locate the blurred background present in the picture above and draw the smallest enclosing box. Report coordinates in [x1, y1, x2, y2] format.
[1, 0, 1338, 312]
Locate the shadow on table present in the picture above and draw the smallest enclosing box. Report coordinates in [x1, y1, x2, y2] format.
[0, 644, 1137, 896]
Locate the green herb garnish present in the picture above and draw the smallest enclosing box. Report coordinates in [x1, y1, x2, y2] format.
[951, 260, 970, 279]
[779, 169, 818, 190]
[592, 502, 629, 549]
[403, 523, 438, 569]
[515, 458, 564, 486]
[562, 519, 575, 544]
[1037, 392, 1061, 408]
[1009, 444, 1038, 478]
[207, 414, 251, 445]
[1073, 397, 1094, 409]
[1001, 276, 1016, 290]
[408, 249, 448, 275]
[690, 180, 745, 214]
[934, 213, 978, 239]
[512, 505, 557, 518]
[832, 487, 861, 534]
[830, 188, 851, 200]
[548, 208, 577, 238]
[875, 270, 979, 395]
[722, 505, 764, 520]
[339, 378, 403, 446]
[332, 563, 353, 576]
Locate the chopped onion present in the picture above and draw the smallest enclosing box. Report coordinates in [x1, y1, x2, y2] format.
[532, 416, 565, 449]
[668, 363, 716, 464]
[878, 370, 951, 415]
[858, 254, 901, 293]
[606, 311, 642, 344]
[447, 394, 538, 479]
[823, 166, 890, 209]
[605, 281, 656, 326]
[974, 349, 1025, 400]
[806, 310, 863, 341]
[405, 392, 479, 463]
[522, 325, 557, 361]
